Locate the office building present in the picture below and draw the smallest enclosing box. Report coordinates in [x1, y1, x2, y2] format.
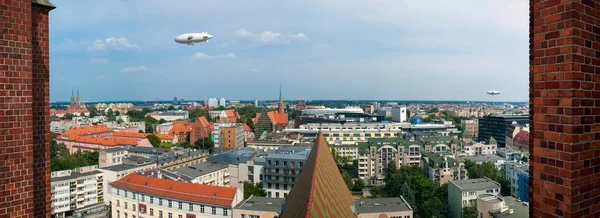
[448, 178, 501, 218]
[110, 173, 243, 218]
[171, 162, 230, 186]
[461, 119, 479, 138]
[391, 106, 408, 122]
[477, 195, 529, 218]
[233, 196, 285, 218]
[262, 147, 311, 198]
[280, 133, 355, 217]
[377, 107, 392, 118]
[51, 166, 105, 218]
[478, 115, 529, 147]
[354, 197, 413, 218]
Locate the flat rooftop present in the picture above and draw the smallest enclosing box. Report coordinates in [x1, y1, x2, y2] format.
[172, 162, 227, 178]
[490, 196, 529, 218]
[51, 170, 102, 183]
[100, 163, 155, 172]
[354, 197, 412, 214]
[234, 196, 285, 213]
[457, 154, 505, 163]
[451, 178, 500, 191]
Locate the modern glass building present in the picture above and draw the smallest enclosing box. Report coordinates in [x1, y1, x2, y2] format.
[478, 115, 529, 147]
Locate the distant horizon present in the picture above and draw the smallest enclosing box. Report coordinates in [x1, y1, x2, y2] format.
[51, 99, 529, 104]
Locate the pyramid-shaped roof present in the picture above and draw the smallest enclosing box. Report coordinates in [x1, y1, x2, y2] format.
[281, 132, 355, 217]
[489, 136, 497, 145]
[461, 129, 471, 138]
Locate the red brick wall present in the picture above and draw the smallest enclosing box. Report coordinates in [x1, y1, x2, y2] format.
[0, 1, 53, 217]
[530, 0, 600, 217]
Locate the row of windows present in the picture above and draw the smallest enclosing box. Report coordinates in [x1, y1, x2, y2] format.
[115, 189, 229, 216]
[116, 201, 228, 216]
[266, 160, 303, 168]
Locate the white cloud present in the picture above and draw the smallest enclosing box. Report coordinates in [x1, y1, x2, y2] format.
[88, 37, 141, 52]
[119, 66, 149, 72]
[190, 52, 236, 60]
[233, 29, 307, 45]
[249, 68, 260, 73]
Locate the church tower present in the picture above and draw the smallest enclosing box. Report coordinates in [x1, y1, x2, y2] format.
[76, 87, 81, 108]
[70, 88, 75, 108]
[278, 83, 284, 114]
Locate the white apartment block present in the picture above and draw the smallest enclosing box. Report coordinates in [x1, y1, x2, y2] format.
[448, 178, 501, 218]
[110, 173, 243, 218]
[171, 162, 231, 186]
[357, 138, 422, 182]
[147, 111, 189, 121]
[462, 142, 497, 156]
[51, 166, 105, 218]
[99, 147, 129, 168]
[98, 163, 157, 207]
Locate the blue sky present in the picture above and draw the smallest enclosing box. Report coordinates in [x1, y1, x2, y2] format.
[49, 0, 529, 102]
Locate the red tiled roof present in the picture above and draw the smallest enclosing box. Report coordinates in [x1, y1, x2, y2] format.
[112, 131, 174, 140]
[60, 125, 112, 139]
[170, 122, 192, 135]
[267, 111, 288, 125]
[243, 124, 252, 131]
[281, 133, 355, 217]
[197, 116, 210, 127]
[111, 173, 238, 207]
[514, 131, 529, 143]
[224, 109, 238, 122]
[69, 135, 139, 147]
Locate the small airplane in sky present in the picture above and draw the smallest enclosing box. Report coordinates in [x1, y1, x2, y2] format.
[174, 32, 213, 45]
[487, 90, 502, 95]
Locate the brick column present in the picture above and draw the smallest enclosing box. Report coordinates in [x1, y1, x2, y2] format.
[0, 1, 54, 217]
[530, 0, 600, 217]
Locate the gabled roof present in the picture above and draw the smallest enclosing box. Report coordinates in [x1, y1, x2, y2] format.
[489, 136, 497, 145]
[461, 129, 472, 138]
[224, 109, 239, 122]
[281, 133, 355, 217]
[513, 131, 529, 143]
[243, 124, 252, 131]
[197, 116, 210, 127]
[110, 173, 238, 207]
[170, 122, 192, 135]
[267, 111, 288, 125]
[112, 131, 174, 140]
[60, 125, 111, 139]
[69, 135, 139, 147]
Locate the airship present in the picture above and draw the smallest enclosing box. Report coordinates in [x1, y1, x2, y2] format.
[174, 32, 213, 45]
[487, 91, 502, 95]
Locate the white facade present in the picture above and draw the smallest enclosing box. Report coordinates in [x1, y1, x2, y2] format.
[99, 148, 129, 168]
[172, 163, 231, 186]
[219, 98, 226, 107]
[300, 107, 364, 118]
[98, 163, 157, 207]
[391, 107, 407, 122]
[448, 178, 501, 218]
[462, 143, 497, 156]
[148, 111, 189, 121]
[209, 111, 228, 120]
[204, 98, 219, 108]
[51, 166, 104, 218]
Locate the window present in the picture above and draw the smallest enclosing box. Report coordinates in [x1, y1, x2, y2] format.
[241, 215, 246, 218]
[116, 210, 120, 218]
[124, 202, 128, 209]
[150, 208, 154, 216]
[124, 213, 128, 218]
[200, 205, 205, 213]
[159, 198, 163, 206]
[178, 215, 182, 218]
[276, 184, 280, 190]
[276, 192, 280, 198]
[141, 195, 144, 202]
[159, 211, 163, 218]
[117, 200, 120, 207]
[168, 200, 172, 208]
[275, 160, 279, 166]
[223, 209, 228, 216]
[284, 161, 287, 166]
[284, 184, 288, 190]
[150, 197, 153, 204]
[133, 193, 136, 200]
[189, 203, 193, 211]
[168, 212, 172, 218]
[299, 162, 303, 167]
[132, 204, 136, 212]
[125, 191, 128, 198]
[212, 206, 216, 215]
[178, 202, 182, 209]
[117, 189, 120, 195]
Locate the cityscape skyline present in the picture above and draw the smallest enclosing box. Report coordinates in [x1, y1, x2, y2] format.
[49, 0, 528, 102]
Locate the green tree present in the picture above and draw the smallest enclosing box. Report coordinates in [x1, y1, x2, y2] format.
[352, 179, 366, 191]
[168, 105, 176, 110]
[80, 113, 86, 117]
[146, 134, 161, 147]
[176, 141, 193, 149]
[115, 110, 120, 116]
[245, 119, 255, 130]
[385, 116, 393, 121]
[63, 113, 74, 120]
[369, 186, 383, 198]
[107, 109, 115, 121]
[159, 119, 167, 124]
[138, 130, 144, 133]
[159, 142, 173, 149]
[243, 181, 267, 199]
[117, 118, 124, 124]
[428, 107, 439, 113]
[342, 171, 353, 189]
[465, 161, 511, 196]
[194, 137, 214, 151]
[463, 203, 478, 218]
[89, 107, 98, 117]
[145, 116, 158, 133]
[521, 156, 529, 162]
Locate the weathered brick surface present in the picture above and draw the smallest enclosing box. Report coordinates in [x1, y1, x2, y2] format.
[530, 0, 600, 217]
[0, 1, 53, 217]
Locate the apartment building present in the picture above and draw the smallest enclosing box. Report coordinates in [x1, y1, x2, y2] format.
[460, 119, 479, 138]
[51, 166, 105, 218]
[477, 195, 529, 218]
[98, 163, 157, 207]
[448, 178, 501, 218]
[214, 123, 245, 149]
[462, 142, 498, 156]
[503, 162, 529, 202]
[207, 148, 264, 188]
[99, 147, 129, 168]
[421, 152, 467, 185]
[357, 138, 422, 183]
[171, 162, 230, 186]
[147, 110, 189, 121]
[110, 173, 243, 218]
[262, 147, 311, 198]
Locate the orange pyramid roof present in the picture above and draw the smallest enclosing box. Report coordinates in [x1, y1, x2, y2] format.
[281, 132, 355, 217]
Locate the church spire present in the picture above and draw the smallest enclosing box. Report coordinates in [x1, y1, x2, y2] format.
[277, 83, 284, 114]
[279, 83, 282, 103]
